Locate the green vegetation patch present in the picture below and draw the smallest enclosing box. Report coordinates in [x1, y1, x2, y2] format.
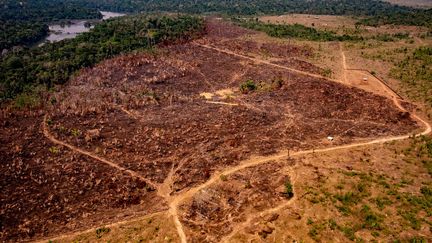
[235, 18, 417, 43]
[62, 0, 417, 18]
[305, 158, 432, 241]
[95, 227, 110, 239]
[240, 80, 257, 93]
[239, 78, 284, 94]
[359, 9, 432, 28]
[284, 180, 294, 198]
[235, 18, 362, 42]
[392, 47, 432, 109]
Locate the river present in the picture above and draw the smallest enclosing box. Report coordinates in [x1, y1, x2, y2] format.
[41, 11, 126, 44]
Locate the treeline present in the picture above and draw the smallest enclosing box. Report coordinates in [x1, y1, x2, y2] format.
[235, 19, 411, 42]
[392, 47, 432, 107]
[0, 15, 205, 101]
[0, 0, 101, 22]
[73, 0, 412, 16]
[359, 9, 432, 28]
[72, 0, 431, 28]
[0, 0, 102, 50]
[236, 18, 361, 41]
[0, 21, 49, 50]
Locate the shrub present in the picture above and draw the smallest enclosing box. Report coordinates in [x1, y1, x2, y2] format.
[420, 186, 432, 197]
[49, 146, 60, 154]
[240, 79, 257, 93]
[46, 118, 53, 126]
[284, 180, 294, 198]
[96, 227, 110, 239]
[409, 237, 427, 243]
[328, 219, 338, 230]
[272, 78, 284, 89]
[321, 68, 333, 78]
[70, 128, 81, 137]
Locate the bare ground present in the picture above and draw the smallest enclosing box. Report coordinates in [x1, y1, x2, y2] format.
[0, 19, 430, 242]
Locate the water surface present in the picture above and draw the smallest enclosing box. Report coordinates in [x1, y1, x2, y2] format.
[42, 11, 126, 44]
[101, 11, 126, 20]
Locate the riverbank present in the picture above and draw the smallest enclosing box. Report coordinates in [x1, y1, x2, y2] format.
[40, 11, 126, 45]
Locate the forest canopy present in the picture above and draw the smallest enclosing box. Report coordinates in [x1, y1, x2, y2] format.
[71, 0, 431, 28]
[359, 8, 432, 28]
[72, 0, 412, 16]
[0, 0, 101, 22]
[235, 18, 362, 42]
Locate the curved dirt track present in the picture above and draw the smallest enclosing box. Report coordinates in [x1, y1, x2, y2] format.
[219, 164, 300, 242]
[42, 116, 159, 191]
[196, 43, 345, 86]
[39, 43, 431, 243]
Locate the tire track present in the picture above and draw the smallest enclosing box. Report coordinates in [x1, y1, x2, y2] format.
[34, 211, 167, 243]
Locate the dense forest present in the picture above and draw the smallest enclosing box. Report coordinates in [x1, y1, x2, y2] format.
[235, 18, 361, 41]
[0, 21, 49, 51]
[359, 8, 432, 28]
[0, 0, 101, 50]
[392, 47, 432, 108]
[74, 0, 411, 16]
[73, 0, 431, 27]
[0, 0, 101, 22]
[0, 15, 205, 103]
[236, 19, 412, 42]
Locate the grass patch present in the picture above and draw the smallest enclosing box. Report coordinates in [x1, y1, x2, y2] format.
[340, 225, 356, 241]
[300, 139, 432, 241]
[408, 237, 427, 243]
[307, 220, 326, 241]
[360, 205, 383, 230]
[392, 47, 432, 109]
[399, 211, 421, 230]
[373, 196, 393, 210]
